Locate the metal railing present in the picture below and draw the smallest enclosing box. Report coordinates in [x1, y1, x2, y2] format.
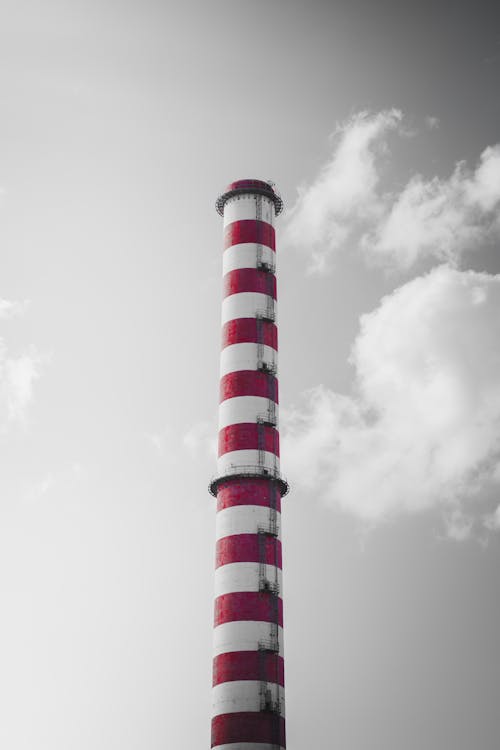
[259, 578, 280, 595]
[256, 308, 276, 323]
[208, 464, 289, 497]
[257, 360, 277, 376]
[257, 260, 276, 274]
[258, 638, 280, 653]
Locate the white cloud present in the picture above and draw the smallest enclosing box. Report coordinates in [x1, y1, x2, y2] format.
[0, 300, 40, 428]
[0, 298, 28, 319]
[366, 145, 500, 269]
[484, 505, 500, 532]
[2, 354, 40, 422]
[286, 110, 500, 272]
[283, 109, 403, 272]
[442, 508, 474, 542]
[282, 266, 500, 527]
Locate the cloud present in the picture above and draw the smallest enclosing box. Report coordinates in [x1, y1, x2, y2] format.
[283, 109, 403, 272]
[282, 266, 500, 528]
[484, 505, 500, 532]
[442, 508, 474, 542]
[0, 298, 28, 319]
[425, 115, 440, 130]
[285, 110, 500, 272]
[1, 353, 40, 422]
[366, 145, 500, 269]
[0, 299, 40, 428]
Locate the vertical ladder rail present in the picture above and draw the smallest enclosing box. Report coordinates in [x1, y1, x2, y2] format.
[256, 194, 263, 269]
[254, 190, 281, 745]
[256, 314, 265, 377]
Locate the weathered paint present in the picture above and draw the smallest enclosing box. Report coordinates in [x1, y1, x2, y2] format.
[219, 371, 278, 403]
[217, 449, 280, 476]
[212, 681, 285, 717]
[216, 504, 281, 539]
[214, 592, 283, 627]
[222, 318, 277, 350]
[223, 243, 275, 275]
[213, 651, 285, 687]
[214, 562, 283, 596]
[218, 423, 279, 458]
[216, 478, 282, 513]
[215, 535, 282, 569]
[211, 713, 286, 748]
[223, 194, 275, 227]
[221, 292, 276, 326]
[218, 396, 279, 430]
[224, 220, 275, 251]
[219, 342, 277, 377]
[212, 621, 284, 657]
[223, 269, 277, 300]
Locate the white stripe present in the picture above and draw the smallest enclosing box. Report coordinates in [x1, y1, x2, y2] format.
[221, 293, 276, 325]
[213, 621, 284, 656]
[214, 745, 285, 750]
[220, 343, 277, 378]
[212, 681, 285, 718]
[214, 563, 282, 597]
[223, 243, 275, 274]
[223, 194, 275, 227]
[217, 450, 279, 476]
[218, 396, 278, 429]
[216, 505, 281, 541]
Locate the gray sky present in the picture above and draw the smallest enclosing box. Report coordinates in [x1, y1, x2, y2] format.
[1, 1, 500, 748]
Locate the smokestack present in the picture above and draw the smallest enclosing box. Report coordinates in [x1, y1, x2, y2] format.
[209, 179, 288, 749]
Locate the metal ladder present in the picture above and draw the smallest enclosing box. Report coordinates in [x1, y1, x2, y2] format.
[255, 192, 282, 748]
[256, 313, 276, 377]
[255, 194, 276, 273]
[256, 195, 263, 270]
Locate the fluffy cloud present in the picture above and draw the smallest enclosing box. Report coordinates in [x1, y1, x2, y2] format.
[282, 266, 500, 528]
[367, 145, 500, 268]
[1, 354, 40, 422]
[283, 109, 403, 272]
[285, 111, 500, 271]
[0, 299, 27, 319]
[0, 299, 40, 428]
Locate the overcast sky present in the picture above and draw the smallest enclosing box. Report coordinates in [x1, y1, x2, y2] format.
[1, 1, 500, 748]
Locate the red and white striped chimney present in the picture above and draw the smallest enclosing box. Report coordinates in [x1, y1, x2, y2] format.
[209, 179, 288, 750]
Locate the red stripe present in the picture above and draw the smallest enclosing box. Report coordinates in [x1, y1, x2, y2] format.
[220, 371, 278, 403]
[223, 269, 277, 300]
[226, 179, 272, 193]
[211, 712, 285, 747]
[224, 220, 275, 251]
[213, 651, 285, 687]
[222, 318, 277, 349]
[218, 423, 279, 457]
[216, 478, 282, 512]
[216, 534, 282, 568]
[214, 592, 283, 627]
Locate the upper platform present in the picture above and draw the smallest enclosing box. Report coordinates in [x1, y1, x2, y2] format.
[216, 179, 283, 216]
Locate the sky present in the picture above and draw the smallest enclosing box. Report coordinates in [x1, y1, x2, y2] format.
[1, 0, 500, 748]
